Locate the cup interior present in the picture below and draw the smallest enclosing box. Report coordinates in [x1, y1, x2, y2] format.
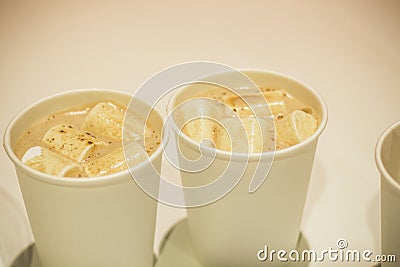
[168, 69, 328, 160]
[3, 89, 165, 185]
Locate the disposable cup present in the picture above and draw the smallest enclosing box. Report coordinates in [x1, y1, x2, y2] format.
[375, 121, 400, 267]
[3, 89, 163, 267]
[168, 70, 327, 266]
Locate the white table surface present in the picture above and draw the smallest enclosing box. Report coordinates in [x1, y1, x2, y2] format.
[1, 1, 399, 266]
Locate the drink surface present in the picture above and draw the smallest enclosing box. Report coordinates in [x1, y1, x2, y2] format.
[15, 101, 160, 177]
[181, 86, 320, 152]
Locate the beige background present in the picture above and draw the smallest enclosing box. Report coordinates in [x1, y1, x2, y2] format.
[1, 0, 400, 266]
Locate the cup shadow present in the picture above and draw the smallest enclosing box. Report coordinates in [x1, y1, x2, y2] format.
[157, 219, 311, 267]
[287, 233, 311, 267]
[18, 220, 312, 267]
[14, 244, 159, 267]
[9, 244, 35, 267]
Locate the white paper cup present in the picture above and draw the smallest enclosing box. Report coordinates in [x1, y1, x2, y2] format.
[375, 121, 400, 266]
[168, 70, 327, 266]
[3, 89, 163, 267]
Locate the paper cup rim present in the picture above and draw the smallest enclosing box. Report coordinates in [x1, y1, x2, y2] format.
[3, 88, 167, 187]
[375, 120, 400, 192]
[167, 69, 328, 160]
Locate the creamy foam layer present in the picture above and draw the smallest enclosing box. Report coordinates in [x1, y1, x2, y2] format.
[15, 101, 160, 177]
[181, 86, 320, 152]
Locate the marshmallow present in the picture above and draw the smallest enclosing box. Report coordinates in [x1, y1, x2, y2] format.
[84, 142, 147, 176]
[42, 124, 107, 162]
[22, 146, 83, 177]
[276, 110, 318, 145]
